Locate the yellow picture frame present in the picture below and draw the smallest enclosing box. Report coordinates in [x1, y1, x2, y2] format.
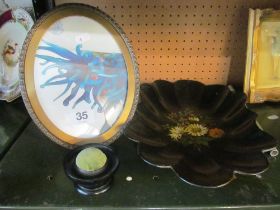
[245, 8, 280, 103]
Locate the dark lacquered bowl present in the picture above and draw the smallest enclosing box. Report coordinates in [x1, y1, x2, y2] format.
[64, 144, 119, 195]
[124, 80, 278, 187]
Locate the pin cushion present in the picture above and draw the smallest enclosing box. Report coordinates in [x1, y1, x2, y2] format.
[64, 144, 119, 195]
[75, 147, 108, 176]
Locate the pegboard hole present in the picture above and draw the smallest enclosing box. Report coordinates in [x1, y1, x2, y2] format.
[46, 175, 54, 181]
[126, 176, 133, 182]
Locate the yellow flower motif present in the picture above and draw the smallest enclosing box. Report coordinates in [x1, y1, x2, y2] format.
[168, 113, 178, 119]
[169, 126, 185, 141]
[184, 124, 208, 137]
[188, 115, 200, 122]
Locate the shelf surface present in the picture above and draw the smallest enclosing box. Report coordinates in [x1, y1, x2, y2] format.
[0, 103, 279, 209]
[0, 99, 30, 159]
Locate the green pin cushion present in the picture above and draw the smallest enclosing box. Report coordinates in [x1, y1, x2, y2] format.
[75, 147, 108, 176]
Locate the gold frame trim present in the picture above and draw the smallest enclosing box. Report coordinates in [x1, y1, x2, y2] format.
[19, 4, 139, 148]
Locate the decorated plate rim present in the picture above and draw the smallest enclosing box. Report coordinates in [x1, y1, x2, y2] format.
[0, 8, 33, 102]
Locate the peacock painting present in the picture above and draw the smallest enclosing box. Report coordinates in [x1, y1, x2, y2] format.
[35, 40, 128, 134]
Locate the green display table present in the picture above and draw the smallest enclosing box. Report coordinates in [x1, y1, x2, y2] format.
[0, 99, 30, 159]
[0, 102, 279, 209]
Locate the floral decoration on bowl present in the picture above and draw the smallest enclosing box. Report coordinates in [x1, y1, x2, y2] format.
[124, 80, 278, 187]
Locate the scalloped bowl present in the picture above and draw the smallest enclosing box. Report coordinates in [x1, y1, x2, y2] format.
[124, 80, 278, 187]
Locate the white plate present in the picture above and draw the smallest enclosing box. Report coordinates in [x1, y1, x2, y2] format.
[0, 8, 33, 102]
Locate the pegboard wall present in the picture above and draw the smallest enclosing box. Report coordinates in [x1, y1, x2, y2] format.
[55, 0, 280, 86]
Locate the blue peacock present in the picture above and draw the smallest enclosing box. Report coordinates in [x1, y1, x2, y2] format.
[36, 40, 127, 114]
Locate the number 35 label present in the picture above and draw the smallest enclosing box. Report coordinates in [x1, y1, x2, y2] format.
[76, 111, 88, 121]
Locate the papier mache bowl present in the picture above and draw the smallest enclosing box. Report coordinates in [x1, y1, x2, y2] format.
[124, 80, 278, 187]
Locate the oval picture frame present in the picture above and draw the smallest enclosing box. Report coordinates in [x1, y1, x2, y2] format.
[20, 4, 139, 148]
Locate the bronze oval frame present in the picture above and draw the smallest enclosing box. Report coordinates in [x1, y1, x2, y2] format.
[19, 3, 139, 148]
